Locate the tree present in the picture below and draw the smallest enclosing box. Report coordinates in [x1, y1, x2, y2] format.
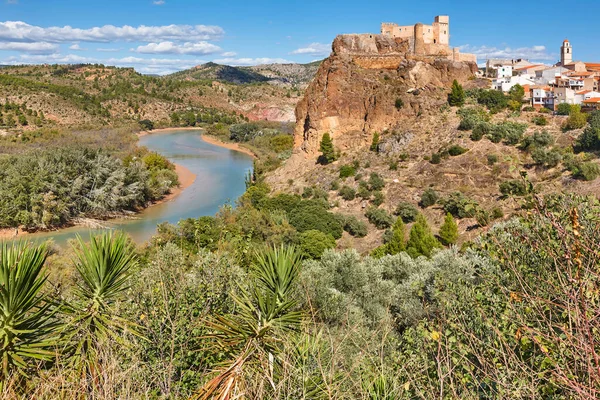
[557, 102, 572, 116]
[508, 84, 525, 103]
[370, 132, 380, 152]
[439, 212, 459, 245]
[406, 214, 441, 258]
[563, 105, 588, 131]
[300, 230, 336, 259]
[318, 132, 336, 165]
[138, 119, 154, 131]
[386, 218, 406, 255]
[448, 79, 465, 107]
[0, 242, 59, 387]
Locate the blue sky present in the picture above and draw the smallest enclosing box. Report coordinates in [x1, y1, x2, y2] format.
[0, 0, 597, 74]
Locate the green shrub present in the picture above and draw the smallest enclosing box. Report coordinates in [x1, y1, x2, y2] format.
[520, 130, 554, 150]
[389, 160, 398, 170]
[470, 122, 491, 141]
[448, 80, 465, 107]
[368, 173, 385, 191]
[420, 188, 439, 208]
[448, 145, 468, 156]
[491, 207, 504, 219]
[343, 215, 368, 238]
[372, 191, 385, 206]
[338, 186, 356, 201]
[477, 89, 508, 111]
[563, 105, 587, 131]
[394, 202, 419, 223]
[302, 186, 314, 199]
[318, 132, 336, 164]
[571, 161, 600, 181]
[339, 164, 356, 178]
[531, 148, 562, 168]
[499, 179, 528, 197]
[458, 107, 488, 131]
[288, 202, 343, 239]
[300, 230, 336, 259]
[385, 218, 406, 255]
[395, 98, 404, 109]
[357, 185, 372, 200]
[370, 132, 380, 152]
[441, 192, 478, 219]
[139, 119, 154, 131]
[523, 106, 536, 112]
[557, 102, 572, 116]
[575, 111, 600, 151]
[532, 115, 548, 126]
[487, 154, 498, 165]
[365, 207, 394, 229]
[539, 107, 552, 114]
[430, 153, 442, 164]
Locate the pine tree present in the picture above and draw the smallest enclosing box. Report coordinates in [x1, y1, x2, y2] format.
[370, 132, 380, 152]
[406, 214, 441, 258]
[439, 212, 459, 245]
[385, 218, 405, 255]
[319, 132, 336, 165]
[448, 79, 465, 107]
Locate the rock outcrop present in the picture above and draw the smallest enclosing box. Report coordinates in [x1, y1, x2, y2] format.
[294, 33, 478, 156]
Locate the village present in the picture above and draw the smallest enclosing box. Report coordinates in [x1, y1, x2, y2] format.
[487, 40, 600, 111]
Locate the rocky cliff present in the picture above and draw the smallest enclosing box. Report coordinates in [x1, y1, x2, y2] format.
[294, 34, 478, 156]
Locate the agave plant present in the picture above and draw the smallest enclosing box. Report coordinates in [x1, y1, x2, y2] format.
[66, 232, 140, 377]
[0, 241, 59, 387]
[198, 245, 303, 400]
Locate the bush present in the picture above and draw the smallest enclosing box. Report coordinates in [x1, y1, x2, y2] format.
[339, 164, 356, 178]
[477, 89, 508, 111]
[539, 107, 552, 114]
[395, 98, 404, 109]
[430, 153, 442, 164]
[563, 105, 587, 131]
[499, 179, 528, 197]
[365, 207, 394, 229]
[458, 107, 488, 131]
[299, 230, 336, 259]
[338, 185, 356, 201]
[448, 145, 468, 156]
[470, 122, 491, 141]
[487, 154, 498, 165]
[491, 207, 504, 219]
[571, 161, 600, 181]
[288, 201, 343, 239]
[557, 102, 572, 116]
[532, 115, 548, 126]
[368, 173, 385, 191]
[138, 119, 154, 131]
[394, 201, 419, 223]
[318, 132, 336, 165]
[575, 111, 600, 150]
[370, 132, 380, 152]
[420, 188, 439, 208]
[523, 106, 536, 112]
[385, 218, 406, 255]
[343, 215, 368, 237]
[520, 130, 554, 150]
[371, 191, 385, 206]
[441, 192, 478, 219]
[531, 147, 562, 168]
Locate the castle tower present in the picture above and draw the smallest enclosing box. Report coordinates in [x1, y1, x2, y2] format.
[433, 15, 449, 45]
[561, 39, 573, 66]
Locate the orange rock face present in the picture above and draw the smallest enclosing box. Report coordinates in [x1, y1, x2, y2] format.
[294, 34, 478, 156]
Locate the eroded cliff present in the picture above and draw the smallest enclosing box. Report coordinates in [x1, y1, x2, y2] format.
[294, 33, 478, 156]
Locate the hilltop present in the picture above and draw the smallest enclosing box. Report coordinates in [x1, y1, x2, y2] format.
[0, 61, 320, 132]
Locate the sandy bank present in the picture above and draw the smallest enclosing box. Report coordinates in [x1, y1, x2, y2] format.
[200, 135, 257, 158]
[137, 126, 202, 138]
[0, 163, 196, 241]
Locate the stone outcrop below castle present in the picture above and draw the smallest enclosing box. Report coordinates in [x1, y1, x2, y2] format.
[293, 33, 478, 156]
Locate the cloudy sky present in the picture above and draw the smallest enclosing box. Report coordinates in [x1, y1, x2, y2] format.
[0, 0, 596, 75]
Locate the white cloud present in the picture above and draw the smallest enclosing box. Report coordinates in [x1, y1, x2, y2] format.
[0, 41, 58, 54]
[212, 57, 294, 66]
[458, 44, 556, 61]
[134, 41, 221, 55]
[290, 42, 330, 56]
[69, 43, 87, 51]
[97, 47, 122, 52]
[220, 51, 237, 57]
[0, 21, 225, 43]
[153, 0, 165, 4]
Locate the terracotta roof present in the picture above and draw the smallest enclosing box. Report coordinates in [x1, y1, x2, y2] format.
[583, 98, 600, 104]
[514, 64, 543, 71]
[564, 39, 569, 43]
[586, 63, 600, 72]
[577, 90, 592, 94]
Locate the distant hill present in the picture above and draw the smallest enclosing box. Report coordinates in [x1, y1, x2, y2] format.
[169, 61, 322, 88]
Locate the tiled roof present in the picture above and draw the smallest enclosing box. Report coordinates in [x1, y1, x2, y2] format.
[583, 97, 600, 104]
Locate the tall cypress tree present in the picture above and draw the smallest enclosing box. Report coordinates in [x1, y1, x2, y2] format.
[319, 132, 336, 165]
[386, 218, 406, 255]
[439, 212, 459, 245]
[406, 214, 441, 258]
[448, 79, 465, 107]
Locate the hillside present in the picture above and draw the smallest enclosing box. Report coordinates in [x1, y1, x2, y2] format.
[0, 62, 315, 132]
[267, 33, 600, 254]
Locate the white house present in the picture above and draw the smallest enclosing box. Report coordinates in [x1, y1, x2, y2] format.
[494, 75, 536, 92]
[532, 87, 555, 110]
[497, 65, 513, 78]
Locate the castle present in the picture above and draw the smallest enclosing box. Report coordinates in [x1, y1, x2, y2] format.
[380, 16, 476, 63]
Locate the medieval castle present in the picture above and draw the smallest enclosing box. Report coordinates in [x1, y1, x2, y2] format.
[380, 16, 477, 63]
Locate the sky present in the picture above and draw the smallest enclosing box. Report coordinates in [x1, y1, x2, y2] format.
[0, 0, 597, 75]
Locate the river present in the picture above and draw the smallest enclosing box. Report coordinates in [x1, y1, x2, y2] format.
[26, 129, 254, 247]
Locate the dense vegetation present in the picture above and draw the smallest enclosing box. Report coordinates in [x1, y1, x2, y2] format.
[0, 146, 177, 230]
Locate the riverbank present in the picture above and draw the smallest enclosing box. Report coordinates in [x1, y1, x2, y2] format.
[0, 162, 196, 241]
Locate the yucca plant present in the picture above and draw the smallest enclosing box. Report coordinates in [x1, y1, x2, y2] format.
[0, 241, 60, 389]
[198, 245, 303, 399]
[66, 231, 140, 389]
